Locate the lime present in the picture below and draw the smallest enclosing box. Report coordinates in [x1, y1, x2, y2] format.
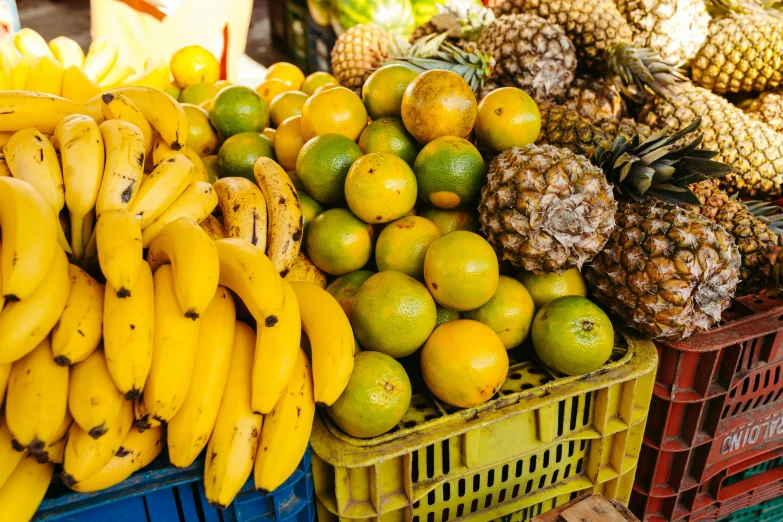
[217, 132, 276, 182]
[414, 136, 486, 209]
[164, 84, 181, 101]
[463, 276, 535, 349]
[375, 216, 441, 281]
[210, 85, 269, 138]
[296, 134, 362, 206]
[435, 305, 460, 327]
[299, 190, 324, 239]
[306, 208, 373, 275]
[362, 64, 419, 120]
[344, 152, 418, 224]
[326, 270, 374, 320]
[358, 117, 418, 166]
[515, 268, 587, 309]
[182, 104, 219, 156]
[180, 82, 219, 106]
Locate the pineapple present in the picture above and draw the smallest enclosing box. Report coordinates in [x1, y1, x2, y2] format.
[410, 0, 495, 43]
[747, 90, 783, 132]
[596, 117, 653, 141]
[331, 24, 392, 94]
[555, 75, 627, 121]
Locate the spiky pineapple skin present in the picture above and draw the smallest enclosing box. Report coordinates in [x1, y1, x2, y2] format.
[747, 90, 783, 133]
[556, 75, 626, 121]
[585, 201, 741, 340]
[479, 144, 617, 274]
[596, 117, 653, 141]
[331, 24, 391, 94]
[536, 102, 611, 158]
[638, 82, 783, 197]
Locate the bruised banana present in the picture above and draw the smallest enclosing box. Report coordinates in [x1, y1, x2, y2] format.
[151, 132, 176, 167]
[52, 264, 103, 366]
[96, 119, 146, 218]
[129, 153, 193, 229]
[0, 455, 54, 522]
[108, 86, 188, 151]
[0, 91, 87, 134]
[81, 37, 118, 83]
[141, 181, 217, 248]
[96, 208, 143, 298]
[284, 253, 328, 289]
[214, 177, 268, 251]
[100, 92, 153, 158]
[184, 147, 209, 183]
[37, 409, 72, 464]
[200, 214, 227, 240]
[48, 36, 85, 68]
[0, 417, 24, 490]
[133, 397, 161, 432]
[68, 349, 125, 439]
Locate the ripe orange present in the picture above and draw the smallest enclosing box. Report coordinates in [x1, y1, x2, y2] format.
[463, 276, 535, 349]
[344, 152, 418, 224]
[475, 87, 541, 153]
[264, 62, 305, 89]
[401, 70, 477, 144]
[302, 71, 338, 95]
[362, 64, 419, 119]
[326, 270, 375, 320]
[256, 78, 292, 105]
[301, 86, 368, 141]
[414, 136, 486, 209]
[268, 90, 309, 128]
[515, 268, 587, 309]
[358, 117, 419, 166]
[170, 45, 220, 88]
[375, 216, 441, 281]
[273, 115, 306, 171]
[418, 207, 480, 235]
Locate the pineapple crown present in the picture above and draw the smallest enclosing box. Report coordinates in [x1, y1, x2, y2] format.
[429, 0, 496, 41]
[607, 43, 687, 102]
[591, 117, 736, 206]
[706, 0, 783, 18]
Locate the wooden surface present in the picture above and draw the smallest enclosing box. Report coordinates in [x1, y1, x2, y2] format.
[533, 495, 640, 522]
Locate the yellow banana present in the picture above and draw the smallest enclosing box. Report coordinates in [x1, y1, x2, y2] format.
[168, 287, 235, 468]
[37, 409, 72, 464]
[204, 321, 263, 510]
[0, 418, 24, 490]
[96, 119, 145, 218]
[0, 363, 9, 407]
[142, 264, 201, 423]
[128, 153, 193, 229]
[290, 282, 355, 407]
[0, 52, 12, 91]
[252, 280, 300, 414]
[13, 28, 54, 59]
[5, 337, 69, 454]
[214, 177, 268, 251]
[81, 37, 118, 83]
[48, 36, 84, 68]
[200, 214, 227, 240]
[133, 397, 162, 432]
[96, 208, 143, 298]
[100, 92, 153, 158]
[255, 349, 315, 493]
[68, 349, 124, 439]
[0, 91, 87, 133]
[62, 398, 133, 486]
[99, 64, 136, 89]
[0, 39, 18, 69]
[106, 86, 187, 151]
[52, 114, 104, 262]
[11, 55, 36, 91]
[284, 253, 328, 289]
[121, 57, 170, 91]
[254, 157, 303, 275]
[0, 247, 70, 364]
[104, 262, 154, 400]
[184, 147, 209, 182]
[0, 241, 3, 314]
[61, 65, 101, 105]
[70, 425, 163, 492]
[147, 217, 220, 319]
[25, 54, 63, 95]
[52, 265, 103, 366]
[0, 157, 10, 177]
[151, 132, 176, 167]
[141, 181, 217, 247]
[0, 455, 54, 522]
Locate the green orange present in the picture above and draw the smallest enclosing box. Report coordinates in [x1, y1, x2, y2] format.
[463, 276, 535, 349]
[344, 152, 418, 224]
[515, 268, 587, 309]
[435, 305, 460, 327]
[414, 136, 486, 209]
[209, 85, 269, 137]
[299, 190, 324, 238]
[362, 64, 419, 119]
[306, 208, 374, 275]
[326, 270, 375, 320]
[269, 90, 309, 128]
[375, 216, 441, 281]
[418, 207, 480, 235]
[182, 103, 219, 156]
[302, 71, 338, 95]
[217, 132, 276, 182]
[164, 84, 182, 101]
[295, 133, 363, 205]
[358, 117, 418, 166]
[180, 82, 219, 105]
[475, 87, 541, 153]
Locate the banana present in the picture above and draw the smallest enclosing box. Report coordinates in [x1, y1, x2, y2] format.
[37, 409, 72, 464]
[141, 181, 217, 248]
[204, 321, 263, 510]
[96, 208, 143, 297]
[13, 29, 54, 59]
[0, 91, 88, 133]
[96, 119, 146, 218]
[185, 146, 210, 182]
[151, 132, 176, 167]
[0, 38, 18, 69]
[0, 455, 54, 522]
[284, 253, 328, 289]
[51, 264, 103, 366]
[252, 280, 300, 414]
[254, 348, 315, 493]
[0, 363, 9, 407]
[61, 65, 101, 105]
[70, 425, 163, 493]
[81, 37, 118, 83]
[48, 36, 84, 68]
[0, 52, 11, 90]
[214, 177, 268, 251]
[11, 55, 36, 91]
[290, 282, 355, 407]
[214, 238, 286, 325]
[68, 350, 124, 439]
[107, 86, 188, 151]
[100, 92, 153, 158]
[128, 153, 193, 229]
[52, 114, 104, 262]
[168, 287, 235, 468]
[99, 64, 136, 89]
[0, 247, 70, 364]
[147, 217, 220, 319]
[0, 241, 3, 315]
[104, 262, 154, 400]
[133, 397, 162, 432]
[0, 418, 24, 490]
[25, 55, 63, 95]
[5, 337, 69, 454]
[200, 214, 227, 240]
[142, 264, 201, 423]
[62, 398, 133, 486]
[121, 57, 170, 91]
[0, 157, 10, 177]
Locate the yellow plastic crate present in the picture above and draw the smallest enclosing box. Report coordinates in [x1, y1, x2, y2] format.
[311, 332, 657, 522]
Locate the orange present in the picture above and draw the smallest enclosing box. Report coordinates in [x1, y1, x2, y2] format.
[256, 78, 292, 105]
[274, 115, 306, 171]
[475, 87, 541, 153]
[180, 82, 219, 105]
[201, 154, 220, 184]
[436, 305, 460, 327]
[164, 84, 181, 101]
[327, 351, 412, 438]
[296, 133, 362, 205]
[418, 207, 480, 235]
[306, 208, 374, 275]
[302, 71, 338, 95]
[420, 320, 509, 408]
[362, 64, 419, 120]
[269, 90, 309, 128]
[312, 83, 340, 96]
[326, 270, 374, 320]
[358, 117, 419, 166]
[209, 85, 269, 137]
[299, 190, 324, 238]
[217, 132, 276, 182]
[265, 62, 306, 89]
[401, 70, 477, 144]
[262, 127, 276, 142]
[515, 268, 586, 309]
[182, 104, 219, 156]
[424, 231, 499, 311]
[170, 45, 220, 88]
[351, 271, 437, 358]
[414, 136, 486, 208]
[301, 86, 368, 141]
[344, 152, 418, 224]
[463, 276, 535, 349]
[531, 296, 614, 376]
[375, 216, 441, 281]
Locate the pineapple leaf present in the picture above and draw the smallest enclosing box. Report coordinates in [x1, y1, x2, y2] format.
[607, 43, 687, 102]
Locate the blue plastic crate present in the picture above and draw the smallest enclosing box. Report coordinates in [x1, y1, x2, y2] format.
[33, 448, 314, 522]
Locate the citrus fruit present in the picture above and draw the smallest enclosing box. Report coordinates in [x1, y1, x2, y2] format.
[401, 70, 477, 144]
[326, 270, 374, 320]
[313, 83, 340, 96]
[302, 71, 338, 95]
[327, 351, 412, 438]
[352, 271, 437, 358]
[287, 169, 304, 191]
[164, 84, 181, 101]
[362, 64, 419, 120]
[180, 82, 219, 106]
[414, 136, 486, 208]
[182, 104, 219, 156]
[262, 127, 276, 142]
[209, 85, 269, 138]
[269, 90, 309, 128]
[301, 86, 368, 141]
[463, 276, 535, 349]
[274, 115, 306, 171]
[307, 0, 333, 27]
[299, 190, 323, 238]
[475, 87, 541, 153]
[515, 268, 587, 309]
[256, 78, 292, 105]
[531, 296, 613, 376]
[296, 134, 362, 205]
[424, 231, 499, 311]
[420, 320, 509, 408]
[201, 154, 220, 183]
[217, 132, 276, 182]
[344, 153, 418, 224]
[170, 45, 220, 88]
[358, 117, 418, 166]
[306, 208, 374, 275]
[375, 216, 441, 281]
[418, 207, 480, 234]
[436, 305, 460, 327]
[265, 62, 305, 89]
[215, 80, 232, 90]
